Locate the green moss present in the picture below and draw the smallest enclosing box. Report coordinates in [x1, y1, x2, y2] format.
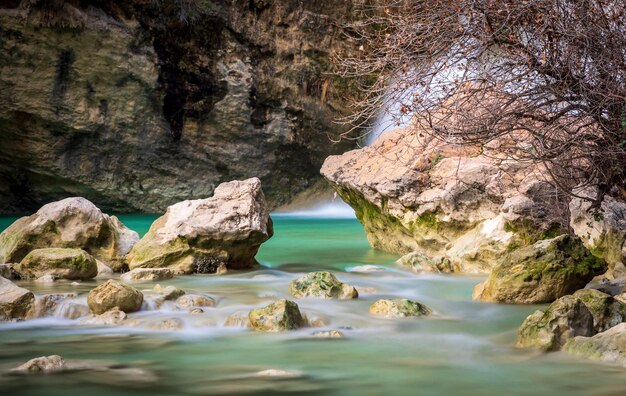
[504, 220, 564, 249]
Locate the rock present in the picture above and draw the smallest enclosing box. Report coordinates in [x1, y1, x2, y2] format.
[572, 289, 626, 333]
[153, 284, 185, 301]
[569, 189, 626, 278]
[146, 318, 184, 331]
[311, 330, 344, 338]
[34, 274, 56, 283]
[56, 302, 91, 320]
[563, 323, 626, 367]
[254, 369, 303, 378]
[32, 293, 77, 318]
[189, 308, 204, 315]
[0, 197, 139, 270]
[95, 260, 115, 279]
[369, 299, 432, 318]
[321, 128, 566, 274]
[224, 311, 252, 328]
[0, 263, 17, 279]
[80, 308, 127, 326]
[0, 277, 34, 321]
[175, 294, 216, 308]
[473, 235, 607, 304]
[15, 248, 98, 281]
[248, 299, 306, 332]
[397, 251, 453, 273]
[126, 178, 273, 274]
[87, 280, 143, 314]
[120, 268, 174, 283]
[517, 295, 594, 351]
[12, 355, 67, 373]
[289, 271, 358, 299]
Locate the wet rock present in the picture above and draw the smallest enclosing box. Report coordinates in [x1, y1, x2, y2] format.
[15, 248, 98, 281]
[175, 294, 216, 308]
[563, 323, 626, 367]
[0, 264, 17, 280]
[248, 299, 305, 332]
[0, 197, 139, 270]
[189, 308, 204, 315]
[0, 277, 34, 321]
[80, 308, 127, 326]
[32, 293, 77, 318]
[56, 302, 91, 320]
[34, 274, 56, 283]
[146, 318, 184, 331]
[311, 330, 344, 338]
[224, 311, 252, 328]
[153, 284, 185, 301]
[397, 252, 453, 273]
[120, 268, 174, 283]
[95, 260, 115, 279]
[126, 178, 273, 274]
[369, 299, 432, 318]
[87, 280, 143, 314]
[572, 289, 626, 333]
[517, 295, 594, 351]
[473, 235, 607, 304]
[12, 355, 67, 373]
[289, 271, 358, 299]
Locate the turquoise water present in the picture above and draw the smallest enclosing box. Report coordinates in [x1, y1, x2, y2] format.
[0, 214, 625, 395]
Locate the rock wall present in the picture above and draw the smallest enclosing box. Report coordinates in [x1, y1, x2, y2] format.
[0, 0, 360, 214]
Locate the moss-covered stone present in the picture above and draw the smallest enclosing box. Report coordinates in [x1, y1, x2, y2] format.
[572, 289, 626, 333]
[473, 235, 607, 304]
[248, 299, 305, 332]
[16, 248, 97, 281]
[369, 299, 432, 318]
[289, 271, 358, 299]
[563, 323, 626, 366]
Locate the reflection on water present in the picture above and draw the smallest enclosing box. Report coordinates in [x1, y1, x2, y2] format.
[0, 216, 625, 396]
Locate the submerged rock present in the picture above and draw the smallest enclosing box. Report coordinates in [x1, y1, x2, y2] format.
[369, 299, 432, 318]
[289, 271, 358, 299]
[87, 280, 143, 314]
[126, 178, 273, 274]
[517, 295, 594, 351]
[248, 299, 305, 332]
[120, 268, 174, 283]
[224, 311, 252, 328]
[0, 277, 34, 321]
[563, 323, 626, 367]
[80, 308, 127, 326]
[0, 197, 138, 270]
[473, 235, 606, 304]
[12, 355, 67, 373]
[152, 284, 185, 302]
[15, 248, 98, 281]
[311, 330, 344, 338]
[175, 294, 216, 308]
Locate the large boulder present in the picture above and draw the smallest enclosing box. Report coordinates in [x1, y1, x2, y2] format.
[563, 323, 626, 367]
[87, 280, 143, 315]
[517, 295, 595, 351]
[473, 235, 607, 304]
[248, 299, 305, 332]
[321, 128, 565, 274]
[572, 289, 626, 333]
[0, 197, 139, 270]
[15, 248, 97, 281]
[126, 178, 273, 274]
[0, 277, 34, 321]
[369, 299, 432, 318]
[289, 271, 358, 299]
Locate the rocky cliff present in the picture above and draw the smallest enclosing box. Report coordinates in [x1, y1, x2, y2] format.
[0, 0, 360, 214]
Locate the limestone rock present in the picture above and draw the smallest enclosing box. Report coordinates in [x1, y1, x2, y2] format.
[473, 235, 607, 304]
[80, 308, 127, 326]
[248, 299, 305, 332]
[12, 355, 67, 373]
[175, 294, 216, 308]
[32, 293, 77, 318]
[563, 323, 626, 367]
[0, 277, 34, 321]
[224, 311, 252, 328]
[397, 252, 453, 273]
[15, 248, 97, 281]
[572, 289, 626, 333]
[289, 271, 358, 299]
[0, 197, 139, 270]
[517, 295, 595, 351]
[95, 260, 115, 279]
[120, 268, 174, 283]
[369, 299, 432, 318]
[153, 284, 185, 302]
[126, 178, 273, 274]
[87, 280, 143, 314]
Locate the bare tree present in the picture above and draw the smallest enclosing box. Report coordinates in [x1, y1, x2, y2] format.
[336, 0, 626, 204]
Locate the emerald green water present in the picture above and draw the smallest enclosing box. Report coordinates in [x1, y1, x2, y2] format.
[0, 214, 625, 395]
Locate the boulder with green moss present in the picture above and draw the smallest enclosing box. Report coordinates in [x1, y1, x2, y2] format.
[87, 280, 143, 315]
[369, 299, 432, 318]
[15, 248, 98, 281]
[572, 289, 626, 332]
[563, 323, 626, 367]
[473, 235, 607, 304]
[248, 299, 305, 332]
[0, 197, 138, 271]
[126, 178, 273, 274]
[289, 271, 358, 299]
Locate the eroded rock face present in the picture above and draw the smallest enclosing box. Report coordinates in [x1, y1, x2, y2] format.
[289, 271, 358, 299]
[0, 1, 358, 215]
[0, 277, 34, 321]
[15, 248, 97, 281]
[87, 280, 143, 315]
[0, 197, 139, 270]
[563, 323, 626, 367]
[126, 178, 273, 274]
[248, 299, 305, 332]
[120, 268, 174, 283]
[321, 130, 565, 274]
[369, 299, 432, 318]
[473, 235, 607, 304]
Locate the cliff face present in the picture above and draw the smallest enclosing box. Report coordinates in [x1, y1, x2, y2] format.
[0, 0, 359, 214]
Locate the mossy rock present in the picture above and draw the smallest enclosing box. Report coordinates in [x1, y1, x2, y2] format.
[289, 271, 358, 299]
[248, 299, 305, 332]
[473, 235, 607, 304]
[369, 299, 432, 318]
[563, 323, 626, 366]
[16, 248, 98, 281]
[572, 289, 626, 333]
